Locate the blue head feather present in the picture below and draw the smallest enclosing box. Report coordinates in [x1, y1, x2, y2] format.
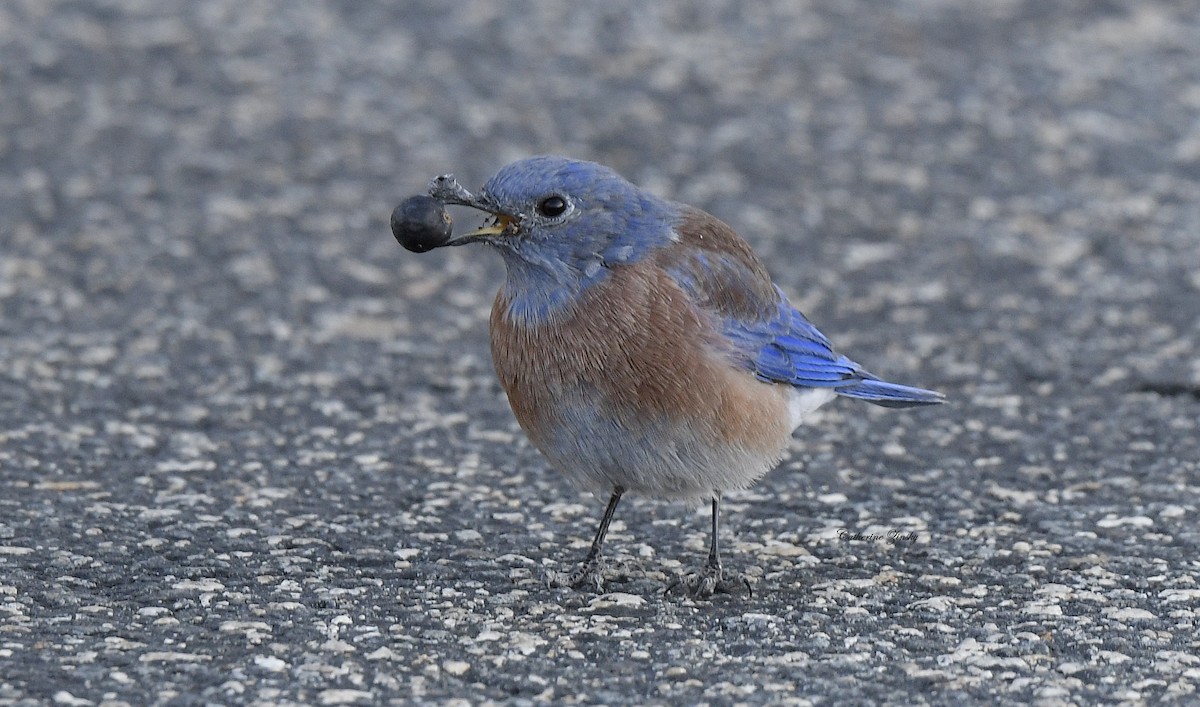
[477, 156, 678, 323]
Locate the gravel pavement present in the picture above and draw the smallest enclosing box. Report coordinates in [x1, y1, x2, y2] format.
[2, 1, 1200, 704]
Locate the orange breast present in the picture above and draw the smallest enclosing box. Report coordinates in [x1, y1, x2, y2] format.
[488, 261, 793, 497]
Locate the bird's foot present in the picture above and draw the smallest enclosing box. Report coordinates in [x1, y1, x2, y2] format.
[666, 564, 752, 599]
[545, 557, 609, 592]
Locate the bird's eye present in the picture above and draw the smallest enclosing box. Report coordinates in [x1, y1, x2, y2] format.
[537, 195, 568, 218]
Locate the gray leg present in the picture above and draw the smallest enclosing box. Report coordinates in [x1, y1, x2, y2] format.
[668, 496, 753, 598]
[547, 488, 623, 591]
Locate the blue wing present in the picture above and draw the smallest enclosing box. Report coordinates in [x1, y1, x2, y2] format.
[660, 206, 943, 408]
[726, 295, 944, 407]
[725, 295, 857, 387]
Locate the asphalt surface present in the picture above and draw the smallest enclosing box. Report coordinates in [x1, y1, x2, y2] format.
[3, 1, 1200, 705]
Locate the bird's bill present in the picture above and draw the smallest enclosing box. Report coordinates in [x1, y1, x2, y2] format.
[425, 173, 518, 247]
[447, 214, 517, 246]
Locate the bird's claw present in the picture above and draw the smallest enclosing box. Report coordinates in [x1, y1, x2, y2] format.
[666, 565, 752, 599]
[545, 558, 609, 593]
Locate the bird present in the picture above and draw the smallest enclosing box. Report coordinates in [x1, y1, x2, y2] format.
[413, 155, 944, 598]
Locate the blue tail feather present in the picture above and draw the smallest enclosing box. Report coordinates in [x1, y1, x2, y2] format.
[834, 377, 945, 408]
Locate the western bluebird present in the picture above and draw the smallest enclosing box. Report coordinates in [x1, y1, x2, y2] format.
[398, 156, 944, 598]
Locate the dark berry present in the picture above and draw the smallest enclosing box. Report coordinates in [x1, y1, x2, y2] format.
[391, 195, 453, 253]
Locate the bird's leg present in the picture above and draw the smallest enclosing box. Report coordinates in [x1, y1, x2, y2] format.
[668, 495, 753, 598]
[547, 487, 623, 592]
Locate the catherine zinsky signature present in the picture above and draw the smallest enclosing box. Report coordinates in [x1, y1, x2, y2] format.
[837, 528, 919, 546]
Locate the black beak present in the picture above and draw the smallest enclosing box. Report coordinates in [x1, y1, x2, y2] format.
[426, 174, 519, 246]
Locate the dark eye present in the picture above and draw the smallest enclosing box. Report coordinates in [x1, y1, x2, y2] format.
[537, 195, 568, 218]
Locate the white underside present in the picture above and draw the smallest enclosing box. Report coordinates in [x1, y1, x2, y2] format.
[537, 385, 839, 502]
[787, 386, 837, 430]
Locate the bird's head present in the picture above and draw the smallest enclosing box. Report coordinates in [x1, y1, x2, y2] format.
[453, 156, 677, 289]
